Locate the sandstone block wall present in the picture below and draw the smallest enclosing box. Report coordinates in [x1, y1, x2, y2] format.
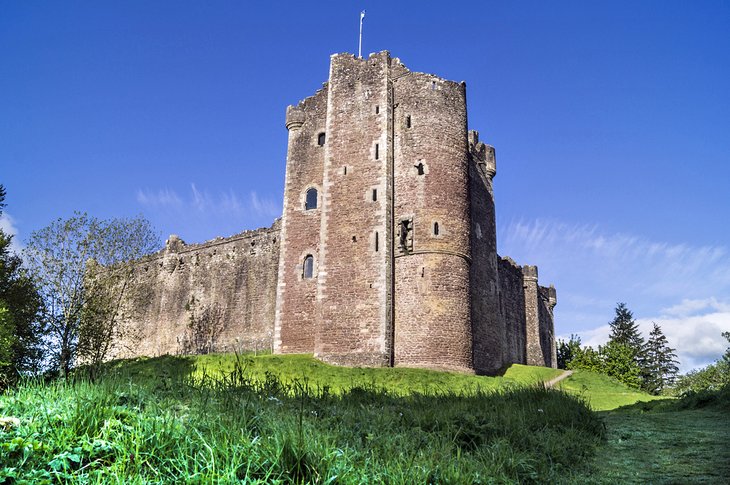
[115, 221, 280, 358]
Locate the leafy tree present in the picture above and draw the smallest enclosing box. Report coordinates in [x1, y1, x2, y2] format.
[556, 334, 582, 369]
[25, 212, 159, 376]
[0, 185, 42, 388]
[674, 332, 730, 394]
[642, 322, 679, 394]
[599, 340, 643, 389]
[567, 345, 602, 373]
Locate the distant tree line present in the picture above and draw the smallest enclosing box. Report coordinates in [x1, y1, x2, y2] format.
[557, 303, 680, 394]
[0, 184, 159, 388]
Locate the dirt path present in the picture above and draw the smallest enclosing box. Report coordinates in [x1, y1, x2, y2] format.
[545, 370, 573, 388]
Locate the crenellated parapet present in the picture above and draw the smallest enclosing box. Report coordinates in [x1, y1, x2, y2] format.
[469, 130, 496, 180]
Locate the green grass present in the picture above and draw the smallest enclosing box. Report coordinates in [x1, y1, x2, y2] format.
[557, 369, 667, 411]
[176, 353, 561, 394]
[4, 354, 723, 483]
[575, 387, 730, 484]
[0, 354, 602, 484]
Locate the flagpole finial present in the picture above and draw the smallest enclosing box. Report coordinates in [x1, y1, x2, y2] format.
[358, 10, 366, 58]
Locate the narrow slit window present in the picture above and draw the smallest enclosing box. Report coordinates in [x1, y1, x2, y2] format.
[343, 166, 347, 175]
[305, 188, 318, 210]
[372, 189, 377, 201]
[375, 232, 379, 252]
[303, 255, 314, 279]
[317, 132, 326, 146]
[433, 222, 439, 235]
[375, 105, 380, 114]
[375, 143, 379, 160]
[406, 115, 412, 128]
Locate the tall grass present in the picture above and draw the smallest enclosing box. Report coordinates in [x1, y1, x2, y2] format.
[1, 356, 605, 483]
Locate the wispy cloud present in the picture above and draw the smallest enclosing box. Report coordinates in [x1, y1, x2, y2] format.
[503, 219, 730, 372]
[0, 211, 23, 255]
[136, 187, 183, 207]
[136, 184, 281, 242]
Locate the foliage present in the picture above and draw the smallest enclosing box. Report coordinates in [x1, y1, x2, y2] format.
[0, 185, 42, 389]
[0, 356, 605, 483]
[556, 334, 582, 370]
[24, 213, 159, 377]
[607, 303, 644, 353]
[673, 332, 730, 396]
[641, 322, 679, 394]
[599, 340, 643, 389]
[567, 342, 643, 389]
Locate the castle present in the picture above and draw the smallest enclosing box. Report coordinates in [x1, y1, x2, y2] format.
[118, 52, 557, 374]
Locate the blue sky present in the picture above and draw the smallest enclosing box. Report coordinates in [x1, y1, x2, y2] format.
[2, 1, 729, 371]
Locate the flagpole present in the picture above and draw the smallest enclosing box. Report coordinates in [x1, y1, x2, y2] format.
[358, 10, 365, 58]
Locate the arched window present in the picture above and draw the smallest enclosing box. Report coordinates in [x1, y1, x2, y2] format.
[317, 132, 326, 146]
[305, 188, 318, 210]
[303, 255, 314, 279]
[433, 222, 439, 236]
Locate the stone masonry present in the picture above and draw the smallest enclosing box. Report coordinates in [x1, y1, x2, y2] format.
[118, 51, 557, 373]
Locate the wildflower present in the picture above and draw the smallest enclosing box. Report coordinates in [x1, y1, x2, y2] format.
[0, 416, 20, 430]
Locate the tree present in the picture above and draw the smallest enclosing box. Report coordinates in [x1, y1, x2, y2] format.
[567, 345, 602, 373]
[674, 331, 730, 394]
[642, 322, 679, 394]
[557, 334, 582, 369]
[608, 303, 644, 354]
[24, 212, 159, 376]
[0, 185, 42, 388]
[599, 340, 643, 389]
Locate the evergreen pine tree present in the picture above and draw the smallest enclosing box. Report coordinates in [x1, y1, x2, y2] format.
[643, 322, 679, 394]
[607, 302, 649, 388]
[608, 302, 644, 353]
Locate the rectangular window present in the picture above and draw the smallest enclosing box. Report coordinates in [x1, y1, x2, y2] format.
[375, 143, 379, 160]
[375, 232, 379, 252]
[372, 189, 377, 201]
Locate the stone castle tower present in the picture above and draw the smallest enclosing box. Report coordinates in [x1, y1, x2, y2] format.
[274, 51, 556, 373]
[114, 51, 556, 374]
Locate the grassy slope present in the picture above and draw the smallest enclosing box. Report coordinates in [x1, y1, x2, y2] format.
[111, 353, 564, 395]
[0, 355, 602, 484]
[557, 369, 666, 411]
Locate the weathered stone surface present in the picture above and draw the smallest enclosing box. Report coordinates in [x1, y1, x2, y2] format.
[115, 222, 280, 358]
[119, 51, 557, 372]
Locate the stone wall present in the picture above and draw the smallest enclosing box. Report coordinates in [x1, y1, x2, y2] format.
[314, 52, 393, 366]
[469, 131, 503, 374]
[114, 221, 280, 358]
[392, 66, 473, 372]
[498, 257, 527, 365]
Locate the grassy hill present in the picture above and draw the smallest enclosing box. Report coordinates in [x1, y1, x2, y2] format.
[556, 369, 666, 411]
[112, 352, 564, 395]
[2, 353, 723, 483]
[0, 354, 600, 484]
